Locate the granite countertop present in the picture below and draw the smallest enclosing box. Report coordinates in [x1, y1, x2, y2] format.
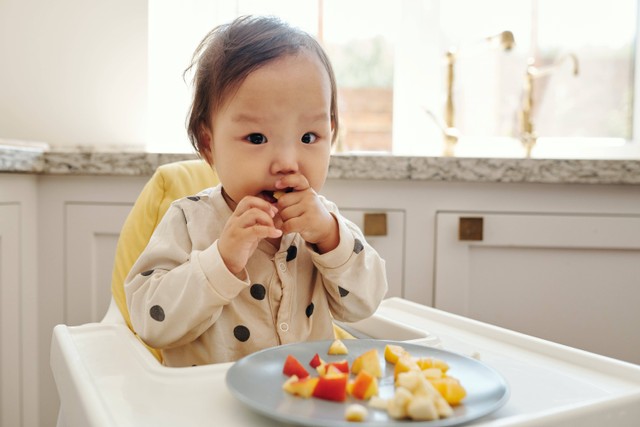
[1, 144, 640, 185]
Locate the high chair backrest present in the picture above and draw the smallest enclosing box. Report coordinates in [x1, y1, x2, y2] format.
[111, 159, 218, 361]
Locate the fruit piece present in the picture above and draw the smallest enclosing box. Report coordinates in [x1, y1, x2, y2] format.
[434, 396, 454, 418]
[317, 360, 350, 376]
[330, 360, 350, 373]
[396, 370, 421, 392]
[422, 367, 443, 380]
[309, 353, 325, 369]
[351, 349, 382, 378]
[368, 396, 389, 411]
[328, 339, 349, 355]
[283, 354, 310, 379]
[416, 357, 449, 373]
[393, 355, 420, 379]
[387, 387, 412, 419]
[273, 190, 286, 200]
[312, 372, 348, 402]
[282, 375, 319, 398]
[406, 395, 438, 421]
[384, 344, 408, 364]
[429, 376, 467, 405]
[350, 370, 379, 400]
[345, 403, 368, 422]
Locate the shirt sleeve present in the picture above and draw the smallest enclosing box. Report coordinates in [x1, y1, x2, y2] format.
[124, 203, 249, 349]
[308, 200, 388, 322]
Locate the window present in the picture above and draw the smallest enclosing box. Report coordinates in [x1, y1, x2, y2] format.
[148, 0, 638, 156]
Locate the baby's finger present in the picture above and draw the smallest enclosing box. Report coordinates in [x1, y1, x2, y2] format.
[235, 196, 278, 217]
[275, 173, 310, 193]
[235, 207, 278, 230]
[250, 224, 283, 239]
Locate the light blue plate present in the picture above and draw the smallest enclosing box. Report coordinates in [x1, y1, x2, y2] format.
[226, 339, 509, 426]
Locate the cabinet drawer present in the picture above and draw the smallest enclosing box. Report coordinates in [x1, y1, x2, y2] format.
[435, 212, 640, 364]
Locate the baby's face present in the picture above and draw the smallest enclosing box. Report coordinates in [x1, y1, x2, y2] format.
[209, 51, 333, 208]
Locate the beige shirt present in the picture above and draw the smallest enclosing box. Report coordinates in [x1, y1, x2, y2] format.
[125, 185, 387, 366]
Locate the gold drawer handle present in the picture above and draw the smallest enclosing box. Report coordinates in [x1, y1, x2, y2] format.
[364, 213, 387, 236]
[459, 217, 483, 241]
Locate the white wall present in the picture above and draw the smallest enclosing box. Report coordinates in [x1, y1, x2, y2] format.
[0, 0, 148, 147]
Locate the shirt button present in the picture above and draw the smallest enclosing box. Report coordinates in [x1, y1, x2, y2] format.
[279, 322, 289, 332]
[278, 262, 287, 272]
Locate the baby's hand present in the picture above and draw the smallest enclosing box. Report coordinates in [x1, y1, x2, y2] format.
[218, 196, 282, 274]
[275, 174, 339, 253]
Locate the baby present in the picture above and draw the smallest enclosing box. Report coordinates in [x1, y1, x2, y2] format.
[125, 15, 388, 366]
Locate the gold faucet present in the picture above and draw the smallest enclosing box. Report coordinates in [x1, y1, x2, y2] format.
[428, 31, 515, 156]
[520, 53, 579, 157]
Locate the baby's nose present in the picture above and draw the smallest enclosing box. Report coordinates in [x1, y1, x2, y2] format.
[270, 145, 299, 174]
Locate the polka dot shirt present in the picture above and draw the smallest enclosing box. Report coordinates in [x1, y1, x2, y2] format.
[124, 185, 388, 367]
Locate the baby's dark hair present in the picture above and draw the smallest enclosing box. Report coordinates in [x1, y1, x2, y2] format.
[185, 15, 339, 162]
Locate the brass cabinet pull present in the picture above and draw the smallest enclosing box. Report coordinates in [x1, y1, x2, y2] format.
[459, 217, 483, 241]
[364, 213, 387, 236]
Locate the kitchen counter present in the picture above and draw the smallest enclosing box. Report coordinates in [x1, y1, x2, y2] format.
[2, 144, 640, 185]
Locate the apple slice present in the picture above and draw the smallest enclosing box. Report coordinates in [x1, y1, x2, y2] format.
[312, 372, 348, 402]
[309, 353, 325, 369]
[351, 349, 382, 378]
[349, 370, 379, 400]
[282, 375, 319, 398]
[328, 339, 348, 355]
[283, 354, 310, 379]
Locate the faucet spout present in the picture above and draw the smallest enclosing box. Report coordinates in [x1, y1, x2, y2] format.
[424, 108, 460, 157]
[519, 53, 579, 157]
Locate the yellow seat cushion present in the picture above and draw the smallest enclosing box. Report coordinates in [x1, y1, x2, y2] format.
[111, 159, 353, 362]
[110, 160, 218, 361]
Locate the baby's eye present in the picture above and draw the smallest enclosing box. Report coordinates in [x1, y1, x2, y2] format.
[246, 133, 268, 145]
[301, 132, 317, 144]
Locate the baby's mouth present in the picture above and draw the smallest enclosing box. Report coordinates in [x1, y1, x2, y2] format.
[260, 188, 293, 203]
[260, 190, 278, 203]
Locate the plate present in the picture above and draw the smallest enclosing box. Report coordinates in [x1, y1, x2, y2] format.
[226, 339, 509, 426]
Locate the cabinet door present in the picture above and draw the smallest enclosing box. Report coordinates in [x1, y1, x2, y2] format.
[340, 209, 404, 299]
[65, 203, 132, 325]
[435, 212, 640, 364]
[0, 204, 21, 427]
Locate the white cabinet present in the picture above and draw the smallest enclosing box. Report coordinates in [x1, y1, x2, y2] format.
[0, 174, 38, 427]
[0, 203, 21, 427]
[65, 204, 133, 325]
[37, 175, 147, 427]
[435, 212, 640, 364]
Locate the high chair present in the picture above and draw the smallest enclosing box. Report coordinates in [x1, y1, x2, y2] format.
[51, 159, 356, 426]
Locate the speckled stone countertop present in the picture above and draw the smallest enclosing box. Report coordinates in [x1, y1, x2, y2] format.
[2, 144, 640, 185]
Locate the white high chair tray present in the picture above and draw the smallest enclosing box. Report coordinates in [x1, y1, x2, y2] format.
[51, 298, 640, 427]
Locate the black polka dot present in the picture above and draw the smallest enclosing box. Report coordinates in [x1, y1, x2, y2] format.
[141, 269, 154, 276]
[353, 239, 364, 254]
[233, 325, 250, 342]
[305, 303, 314, 317]
[187, 196, 200, 201]
[286, 245, 297, 261]
[339, 287, 350, 297]
[149, 305, 165, 321]
[250, 284, 266, 300]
